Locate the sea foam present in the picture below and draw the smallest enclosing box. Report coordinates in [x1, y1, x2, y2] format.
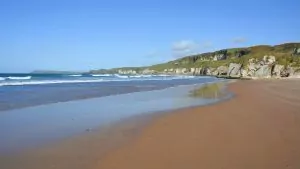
[7, 76, 32, 80]
[0, 79, 105, 86]
[129, 75, 154, 78]
[0, 74, 203, 87]
[114, 74, 129, 78]
[92, 74, 112, 77]
[68, 74, 82, 77]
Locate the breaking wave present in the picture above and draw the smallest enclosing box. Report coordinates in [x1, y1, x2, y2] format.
[7, 76, 32, 80]
[114, 74, 129, 78]
[0, 79, 105, 87]
[68, 74, 82, 77]
[129, 75, 153, 78]
[0, 74, 203, 87]
[92, 74, 112, 77]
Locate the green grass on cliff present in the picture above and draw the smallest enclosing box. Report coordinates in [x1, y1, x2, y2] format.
[90, 42, 300, 74]
[148, 43, 300, 71]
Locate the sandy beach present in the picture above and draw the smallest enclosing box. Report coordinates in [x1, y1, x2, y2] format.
[97, 79, 300, 169]
[1, 79, 300, 169]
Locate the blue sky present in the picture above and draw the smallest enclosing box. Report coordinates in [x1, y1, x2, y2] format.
[0, 0, 299, 72]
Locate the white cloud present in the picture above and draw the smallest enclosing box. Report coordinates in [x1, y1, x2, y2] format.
[232, 37, 247, 44]
[172, 40, 198, 52]
[171, 40, 214, 58]
[172, 40, 199, 58]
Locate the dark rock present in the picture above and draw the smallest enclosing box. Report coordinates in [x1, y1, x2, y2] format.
[281, 69, 290, 77]
[292, 48, 300, 56]
[85, 128, 92, 132]
[200, 67, 210, 75]
[235, 49, 250, 58]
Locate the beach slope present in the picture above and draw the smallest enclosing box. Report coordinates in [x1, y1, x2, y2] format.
[98, 79, 300, 169]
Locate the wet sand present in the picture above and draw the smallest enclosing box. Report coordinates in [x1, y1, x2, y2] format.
[1, 79, 300, 169]
[97, 79, 300, 169]
[0, 112, 167, 169]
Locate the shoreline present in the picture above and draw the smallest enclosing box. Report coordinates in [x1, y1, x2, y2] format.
[0, 80, 231, 169]
[0, 79, 226, 154]
[1, 79, 300, 169]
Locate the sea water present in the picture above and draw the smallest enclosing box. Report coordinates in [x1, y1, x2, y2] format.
[0, 73, 225, 153]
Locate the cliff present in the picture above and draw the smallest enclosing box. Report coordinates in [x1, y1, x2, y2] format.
[90, 42, 300, 79]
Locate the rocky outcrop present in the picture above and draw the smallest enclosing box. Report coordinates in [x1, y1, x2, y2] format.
[292, 69, 300, 77]
[272, 64, 284, 77]
[213, 50, 228, 61]
[263, 55, 276, 65]
[191, 68, 202, 75]
[254, 65, 272, 78]
[241, 69, 248, 77]
[108, 54, 299, 79]
[287, 67, 300, 78]
[292, 48, 300, 56]
[279, 66, 297, 77]
[227, 63, 242, 77]
[141, 69, 155, 74]
[163, 68, 174, 73]
[118, 69, 137, 74]
[216, 66, 228, 75]
[175, 68, 188, 74]
[247, 62, 260, 77]
[251, 56, 275, 78]
[220, 56, 292, 78]
[237, 56, 276, 78]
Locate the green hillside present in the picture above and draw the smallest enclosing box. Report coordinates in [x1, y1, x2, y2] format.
[148, 43, 300, 71]
[90, 42, 300, 74]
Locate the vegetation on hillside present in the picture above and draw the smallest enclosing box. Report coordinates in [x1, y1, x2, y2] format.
[148, 43, 300, 71]
[90, 43, 300, 74]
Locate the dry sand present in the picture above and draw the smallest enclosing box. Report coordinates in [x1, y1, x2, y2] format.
[1, 79, 300, 169]
[97, 79, 300, 169]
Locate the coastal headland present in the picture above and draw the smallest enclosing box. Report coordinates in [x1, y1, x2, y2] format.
[90, 43, 300, 80]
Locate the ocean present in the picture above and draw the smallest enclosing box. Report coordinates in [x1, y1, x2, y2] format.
[0, 73, 219, 111]
[0, 73, 226, 153]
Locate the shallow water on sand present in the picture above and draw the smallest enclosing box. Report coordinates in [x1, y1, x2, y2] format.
[0, 79, 230, 154]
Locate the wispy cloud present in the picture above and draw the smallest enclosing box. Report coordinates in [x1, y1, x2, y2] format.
[172, 40, 199, 58]
[171, 40, 214, 58]
[232, 37, 247, 44]
[172, 40, 198, 51]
